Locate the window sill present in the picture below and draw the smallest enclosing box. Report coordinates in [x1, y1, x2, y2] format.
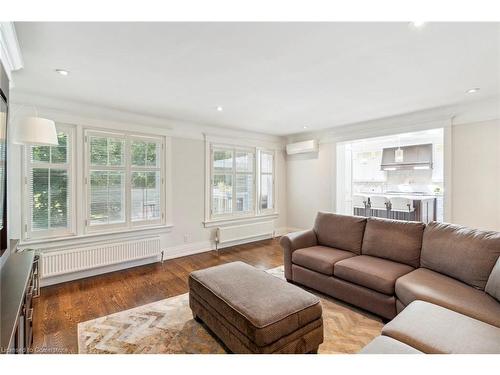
[203, 213, 279, 228]
[19, 224, 174, 249]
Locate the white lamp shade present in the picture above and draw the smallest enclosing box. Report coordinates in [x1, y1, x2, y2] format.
[13, 117, 59, 146]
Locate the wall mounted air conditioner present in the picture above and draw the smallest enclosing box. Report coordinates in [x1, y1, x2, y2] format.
[286, 140, 319, 155]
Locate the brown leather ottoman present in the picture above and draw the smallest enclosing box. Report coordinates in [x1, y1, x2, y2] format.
[188, 261, 324, 354]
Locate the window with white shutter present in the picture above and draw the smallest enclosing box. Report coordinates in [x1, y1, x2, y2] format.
[85, 130, 165, 232]
[259, 150, 275, 212]
[211, 147, 255, 218]
[209, 144, 276, 221]
[26, 125, 74, 239]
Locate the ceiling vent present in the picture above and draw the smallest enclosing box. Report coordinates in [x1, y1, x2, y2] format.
[286, 140, 319, 155]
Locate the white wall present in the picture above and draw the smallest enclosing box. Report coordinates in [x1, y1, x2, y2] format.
[286, 143, 335, 230]
[286, 98, 500, 232]
[451, 119, 500, 231]
[7, 97, 288, 283]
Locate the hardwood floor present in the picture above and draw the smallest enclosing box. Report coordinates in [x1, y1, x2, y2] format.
[33, 238, 283, 354]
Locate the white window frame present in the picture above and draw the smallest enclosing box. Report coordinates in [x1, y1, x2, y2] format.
[84, 129, 166, 233]
[23, 124, 76, 240]
[257, 148, 276, 214]
[205, 138, 278, 225]
[210, 144, 256, 220]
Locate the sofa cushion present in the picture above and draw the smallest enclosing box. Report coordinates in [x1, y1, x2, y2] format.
[485, 257, 500, 302]
[361, 217, 425, 267]
[313, 212, 367, 254]
[334, 255, 414, 295]
[395, 268, 500, 327]
[420, 221, 500, 290]
[382, 300, 500, 354]
[359, 336, 422, 354]
[292, 246, 355, 276]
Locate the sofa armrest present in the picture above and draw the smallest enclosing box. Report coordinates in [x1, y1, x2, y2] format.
[280, 230, 317, 280]
[280, 230, 318, 252]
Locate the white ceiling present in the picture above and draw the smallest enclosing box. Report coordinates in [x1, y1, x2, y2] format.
[11, 22, 500, 136]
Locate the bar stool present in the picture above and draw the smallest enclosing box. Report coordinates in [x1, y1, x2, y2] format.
[369, 195, 391, 218]
[390, 197, 415, 221]
[352, 194, 369, 217]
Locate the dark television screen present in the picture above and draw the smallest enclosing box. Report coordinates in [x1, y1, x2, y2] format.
[0, 63, 7, 254]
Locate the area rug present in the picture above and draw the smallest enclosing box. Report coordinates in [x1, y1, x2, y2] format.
[77, 266, 383, 354]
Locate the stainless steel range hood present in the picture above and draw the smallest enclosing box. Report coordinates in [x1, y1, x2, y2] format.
[380, 144, 433, 171]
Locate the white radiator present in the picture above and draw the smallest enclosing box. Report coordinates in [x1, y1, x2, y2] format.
[216, 221, 275, 249]
[40, 237, 161, 278]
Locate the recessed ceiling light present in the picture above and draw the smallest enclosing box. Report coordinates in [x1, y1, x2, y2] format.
[216, 106, 223, 112]
[466, 88, 480, 94]
[303, 125, 309, 129]
[410, 22, 427, 29]
[55, 69, 69, 76]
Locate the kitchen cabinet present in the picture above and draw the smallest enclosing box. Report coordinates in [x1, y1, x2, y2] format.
[352, 151, 386, 182]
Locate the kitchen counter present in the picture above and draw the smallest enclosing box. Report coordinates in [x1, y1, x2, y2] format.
[353, 193, 439, 223]
[357, 192, 440, 200]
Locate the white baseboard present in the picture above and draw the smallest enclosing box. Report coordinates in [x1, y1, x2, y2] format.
[162, 240, 214, 260]
[217, 234, 273, 250]
[276, 227, 306, 235]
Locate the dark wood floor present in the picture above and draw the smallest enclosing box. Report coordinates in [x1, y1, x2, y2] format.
[33, 238, 283, 353]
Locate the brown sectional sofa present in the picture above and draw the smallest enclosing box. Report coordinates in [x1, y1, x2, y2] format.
[280, 212, 500, 328]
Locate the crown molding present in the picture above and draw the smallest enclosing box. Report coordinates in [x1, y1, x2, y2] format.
[287, 95, 500, 144]
[0, 22, 23, 82]
[10, 90, 286, 147]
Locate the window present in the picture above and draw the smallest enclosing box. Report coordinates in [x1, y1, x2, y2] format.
[209, 143, 275, 221]
[211, 147, 255, 217]
[259, 150, 274, 212]
[85, 131, 165, 231]
[25, 126, 74, 239]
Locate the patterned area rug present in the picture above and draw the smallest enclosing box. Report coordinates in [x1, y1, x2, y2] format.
[78, 266, 383, 354]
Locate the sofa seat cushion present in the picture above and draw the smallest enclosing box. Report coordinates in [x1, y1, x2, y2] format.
[292, 246, 355, 276]
[395, 268, 500, 327]
[334, 255, 414, 295]
[359, 336, 422, 354]
[382, 300, 500, 354]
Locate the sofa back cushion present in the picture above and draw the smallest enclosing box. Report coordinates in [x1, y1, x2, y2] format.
[485, 257, 500, 302]
[421, 222, 500, 290]
[361, 217, 425, 267]
[313, 212, 367, 254]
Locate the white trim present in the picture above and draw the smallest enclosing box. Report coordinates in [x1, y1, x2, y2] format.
[204, 133, 283, 151]
[443, 119, 453, 222]
[217, 234, 274, 250]
[11, 92, 285, 145]
[204, 135, 279, 224]
[84, 128, 166, 232]
[163, 240, 214, 260]
[285, 227, 307, 233]
[203, 213, 279, 228]
[0, 22, 23, 81]
[23, 124, 76, 240]
[257, 148, 276, 213]
[18, 224, 174, 250]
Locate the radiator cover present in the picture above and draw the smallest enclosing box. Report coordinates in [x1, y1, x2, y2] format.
[216, 221, 275, 248]
[40, 237, 161, 278]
